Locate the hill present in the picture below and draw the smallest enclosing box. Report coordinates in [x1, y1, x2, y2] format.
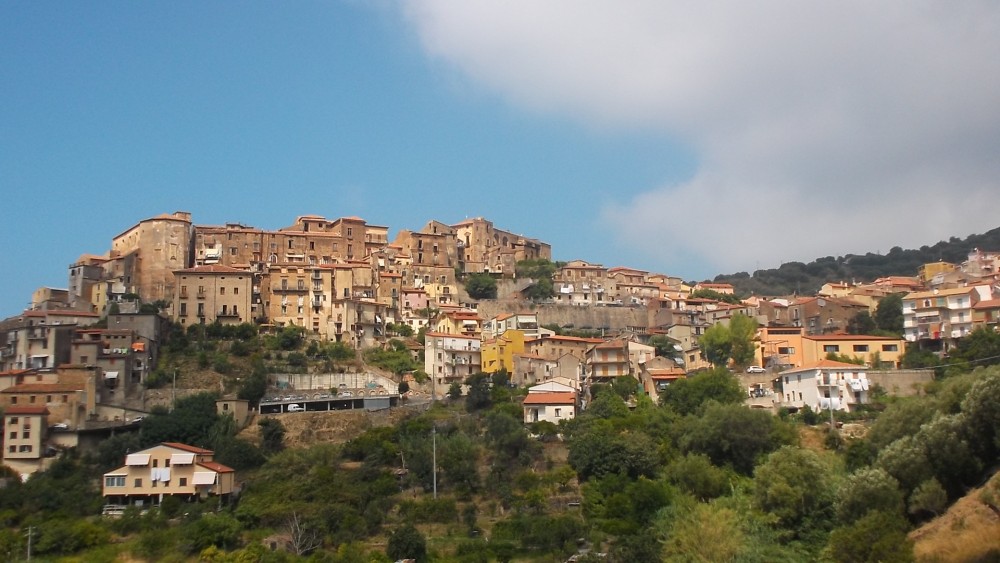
[909, 470, 1000, 562]
[711, 225, 1000, 296]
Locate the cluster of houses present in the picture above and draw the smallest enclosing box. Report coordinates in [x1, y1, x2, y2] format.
[3, 210, 1000, 483]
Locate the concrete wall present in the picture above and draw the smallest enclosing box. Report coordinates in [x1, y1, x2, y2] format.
[474, 298, 650, 333]
[272, 372, 398, 394]
[866, 369, 934, 397]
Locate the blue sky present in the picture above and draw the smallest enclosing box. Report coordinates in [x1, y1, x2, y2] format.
[3, 2, 999, 318]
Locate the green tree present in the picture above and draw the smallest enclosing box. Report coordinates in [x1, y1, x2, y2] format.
[961, 368, 1000, 459]
[659, 367, 744, 416]
[681, 402, 797, 475]
[825, 510, 914, 563]
[699, 323, 733, 367]
[754, 446, 837, 537]
[465, 373, 492, 411]
[874, 293, 905, 335]
[140, 392, 221, 448]
[729, 313, 758, 366]
[649, 335, 681, 358]
[689, 288, 743, 304]
[387, 524, 427, 563]
[950, 327, 1000, 370]
[835, 468, 905, 523]
[847, 311, 877, 335]
[516, 259, 560, 300]
[464, 273, 498, 300]
[258, 417, 286, 455]
[568, 425, 659, 481]
[659, 502, 744, 562]
[908, 478, 948, 518]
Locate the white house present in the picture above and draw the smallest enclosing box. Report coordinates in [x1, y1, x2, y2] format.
[523, 381, 577, 424]
[778, 359, 870, 413]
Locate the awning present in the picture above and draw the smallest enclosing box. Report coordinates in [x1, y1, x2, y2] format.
[104, 371, 119, 379]
[131, 342, 145, 352]
[125, 453, 150, 466]
[192, 472, 216, 485]
[170, 453, 195, 465]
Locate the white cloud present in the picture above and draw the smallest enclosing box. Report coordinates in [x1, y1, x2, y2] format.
[401, 0, 1000, 274]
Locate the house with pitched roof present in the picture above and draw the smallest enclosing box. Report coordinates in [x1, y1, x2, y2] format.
[102, 442, 236, 511]
[522, 382, 577, 424]
[777, 360, 871, 413]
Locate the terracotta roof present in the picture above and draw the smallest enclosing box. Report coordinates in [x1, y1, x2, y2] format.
[425, 332, 479, 340]
[906, 285, 990, 299]
[803, 334, 903, 342]
[973, 299, 1000, 309]
[198, 461, 236, 473]
[522, 392, 577, 405]
[780, 359, 868, 374]
[4, 405, 49, 415]
[162, 442, 214, 455]
[1, 383, 83, 393]
[531, 335, 605, 344]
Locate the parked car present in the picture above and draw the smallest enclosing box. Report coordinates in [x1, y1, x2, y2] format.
[745, 365, 766, 374]
[338, 391, 354, 398]
[287, 404, 305, 412]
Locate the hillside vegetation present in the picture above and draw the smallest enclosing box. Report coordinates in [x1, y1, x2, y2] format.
[712, 225, 1000, 296]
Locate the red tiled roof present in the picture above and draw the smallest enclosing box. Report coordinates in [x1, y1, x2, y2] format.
[198, 461, 235, 473]
[522, 392, 577, 405]
[973, 299, 1000, 309]
[781, 359, 868, 373]
[803, 334, 902, 341]
[162, 442, 214, 455]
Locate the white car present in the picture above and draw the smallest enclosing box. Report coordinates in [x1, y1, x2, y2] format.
[287, 404, 305, 412]
[745, 365, 766, 374]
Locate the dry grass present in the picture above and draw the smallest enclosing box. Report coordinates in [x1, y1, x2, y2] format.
[910, 472, 1000, 562]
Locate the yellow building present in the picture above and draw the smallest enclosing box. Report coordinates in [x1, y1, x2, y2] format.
[481, 330, 526, 374]
[102, 442, 236, 510]
[918, 261, 958, 284]
[801, 334, 905, 368]
[173, 265, 254, 326]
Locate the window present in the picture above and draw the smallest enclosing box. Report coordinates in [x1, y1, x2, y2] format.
[7, 446, 13, 453]
[823, 345, 839, 353]
[21, 431, 29, 439]
[165, 459, 170, 467]
[230, 247, 237, 255]
[197, 303, 204, 317]
[19, 445, 31, 453]
[180, 477, 187, 487]
[777, 346, 795, 355]
[9, 397, 15, 405]
[220, 287, 225, 295]
[882, 344, 899, 352]
[153, 459, 159, 468]
[233, 287, 239, 295]
[179, 303, 187, 316]
[853, 345, 869, 352]
[8, 432, 15, 440]
[134, 478, 142, 487]
[555, 408, 562, 418]
[29, 396, 36, 404]
[8, 417, 17, 424]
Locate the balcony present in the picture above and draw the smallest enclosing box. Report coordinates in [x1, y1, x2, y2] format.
[196, 290, 206, 300]
[217, 309, 239, 317]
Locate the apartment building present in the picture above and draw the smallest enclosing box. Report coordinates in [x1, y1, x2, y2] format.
[2, 405, 49, 477]
[67, 254, 110, 311]
[524, 335, 605, 362]
[553, 260, 610, 306]
[778, 360, 871, 413]
[586, 338, 632, 383]
[424, 332, 482, 393]
[512, 353, 583, 388]
[902, 285, 994, 348]
[801, 334, 905, 368]
[482, 330, 526, 374]
[787, 296, 869, 335]
[433, 309, 482, 337]
[102, 442, 236, 508]
[173, 265, 254, 326]
[0, 310, 98, 372]
[69, 329, 137, 398]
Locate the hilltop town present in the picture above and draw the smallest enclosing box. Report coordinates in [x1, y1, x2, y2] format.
[3, 211, 1000, 478]
[2, 212, 1000, 561]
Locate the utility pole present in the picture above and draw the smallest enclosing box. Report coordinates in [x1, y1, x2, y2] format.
[172, 369, 177, 408]
[25, 526, 34, 562]
[432, 425, 437, 499]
